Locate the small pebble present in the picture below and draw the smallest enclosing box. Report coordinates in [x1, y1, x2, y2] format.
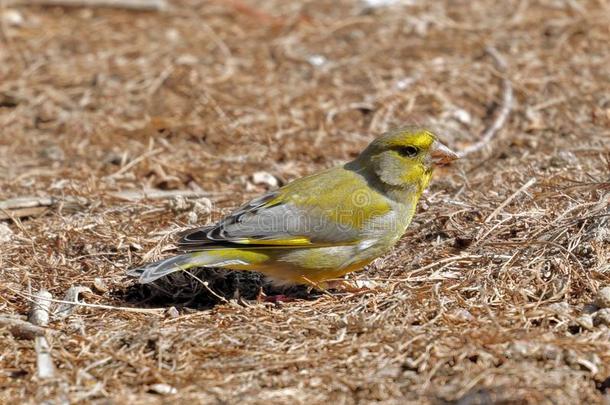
[595, 286, 610, 309]
[362, 0, 402, 7]
[93, 278, 109, 293]
[575, 314, 594, 331]
[582, 303, 599, 314]
[451, 108, 472, 125]
[2, 9, 24, 26]
[593, 308, 610, 327]
[149, 383, 177, 395]
[252, 171, 279, 188]
[166, 306, 180, 318]
[176, 54, 198, 65]
[309, 377, 323, 387]
[395, 77, 415, 90]
[165, 28, 180, 42]
[307, 54, 327, 67]
[548, 302, 570, 315]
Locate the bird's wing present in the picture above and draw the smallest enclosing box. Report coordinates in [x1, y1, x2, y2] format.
[177, 191, 358, 249]
[177, 169, 392, 250]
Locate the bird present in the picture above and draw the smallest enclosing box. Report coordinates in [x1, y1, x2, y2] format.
[128, 126, 458, 288]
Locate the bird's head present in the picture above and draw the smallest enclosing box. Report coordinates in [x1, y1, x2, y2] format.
[357, 126, 458, 194]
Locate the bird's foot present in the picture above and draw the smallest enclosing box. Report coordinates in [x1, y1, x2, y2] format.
[256, 288, 298, 303]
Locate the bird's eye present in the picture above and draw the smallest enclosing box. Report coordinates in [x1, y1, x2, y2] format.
[398, 146, 419, 157]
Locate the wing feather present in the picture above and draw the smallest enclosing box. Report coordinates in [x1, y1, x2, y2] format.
[176, 168, 391, 250]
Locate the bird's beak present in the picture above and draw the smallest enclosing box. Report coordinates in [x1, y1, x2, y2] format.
[431, 141, 459, 166]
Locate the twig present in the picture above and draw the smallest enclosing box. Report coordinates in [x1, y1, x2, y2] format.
[10, 287, 165, 316]
[0, 196, 55, 210]
[184, 270, 229, 303]
[399, 254, 485, 279]
[10, 0, 168, 11]
[28, 290, 55, 379]
[485, 177, 537, 223]
[300, 276, 335, 298]
[0, 190, 218, 219]
[105, 147, 163, 179]
[458, 46, 513, 158]
[0, 196, 87, 220]
[0, 206, 49, 220]
[0, 315, 55, 339]
[54, 286, 92, 320]
[109, 189, 222, 202]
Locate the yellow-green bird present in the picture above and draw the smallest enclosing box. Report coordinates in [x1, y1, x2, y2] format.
[128, 127, 458, 287]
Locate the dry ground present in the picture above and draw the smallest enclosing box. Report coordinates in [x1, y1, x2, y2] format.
[1, 0, 609, 403]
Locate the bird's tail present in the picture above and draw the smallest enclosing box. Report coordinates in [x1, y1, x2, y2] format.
[127, 251, 252, 284]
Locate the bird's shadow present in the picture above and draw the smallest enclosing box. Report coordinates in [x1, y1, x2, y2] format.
[114, 268, 320, 310]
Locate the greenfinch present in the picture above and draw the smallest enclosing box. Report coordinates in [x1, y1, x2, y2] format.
[128, 127, 458, 287]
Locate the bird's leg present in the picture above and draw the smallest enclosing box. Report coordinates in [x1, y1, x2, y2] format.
[256, 287, 297, 303]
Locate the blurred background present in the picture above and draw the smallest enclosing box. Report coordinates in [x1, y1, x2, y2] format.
[1, 0, 605, 201]
[0, 0, 609, 403]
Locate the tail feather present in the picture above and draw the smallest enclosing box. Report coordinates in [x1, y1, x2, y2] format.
[127, 252, 250, 284]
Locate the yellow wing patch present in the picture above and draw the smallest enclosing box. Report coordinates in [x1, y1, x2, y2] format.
[238, 237, 313, 246]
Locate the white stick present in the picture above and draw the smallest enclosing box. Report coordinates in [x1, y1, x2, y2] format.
[28, 290, 55, 379]
[12, 287, 165, 315]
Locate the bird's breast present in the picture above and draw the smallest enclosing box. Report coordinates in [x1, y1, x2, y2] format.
[357, 202, 414, 253]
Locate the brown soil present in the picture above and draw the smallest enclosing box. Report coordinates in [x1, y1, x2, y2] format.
[0, 0, 609, 403]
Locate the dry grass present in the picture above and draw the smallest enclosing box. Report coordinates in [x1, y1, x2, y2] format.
[1, 0, 609, 403]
